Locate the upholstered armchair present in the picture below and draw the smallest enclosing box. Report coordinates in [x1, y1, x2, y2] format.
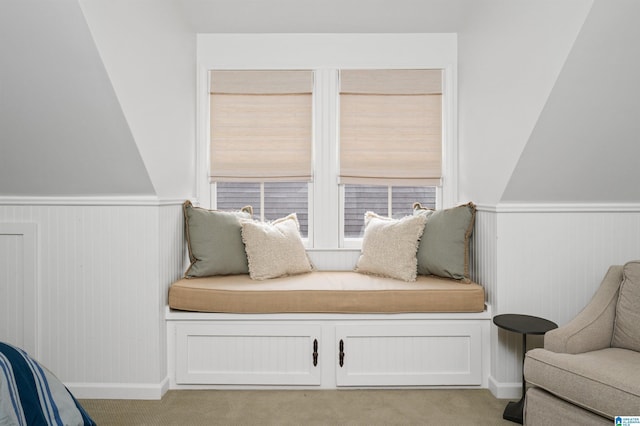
[523, 261, 640, 425]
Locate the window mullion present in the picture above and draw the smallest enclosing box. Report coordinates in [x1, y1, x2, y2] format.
[260, 182, 265, 222]
[312, 69, 340, 249]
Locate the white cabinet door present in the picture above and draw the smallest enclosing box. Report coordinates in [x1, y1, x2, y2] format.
[175, 322, 322, 385]
[335, 322, 483, 386]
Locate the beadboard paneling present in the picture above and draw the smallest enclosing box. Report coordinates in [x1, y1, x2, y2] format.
[477, 206, 640, 396]
[497, 210, 640, 325]
[472, 209, 518, 394]
[307, 249, 360, 271]
[471, 209, 497, 307]
[157, 204, 186, 383]
[175, 322, 322, 385]
[335, 323, 483, 386]
[0, 223, 37, 354]
[0, 202, 184, 395]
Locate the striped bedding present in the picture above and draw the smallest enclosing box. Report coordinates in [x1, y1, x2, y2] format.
[0, 342, 95, 426]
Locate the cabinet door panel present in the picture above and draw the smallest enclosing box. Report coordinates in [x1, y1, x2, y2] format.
[336, 322, 482, 386]
[176, 322, 322, 385]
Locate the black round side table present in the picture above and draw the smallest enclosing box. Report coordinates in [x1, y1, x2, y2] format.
[493, 314, 558, 424]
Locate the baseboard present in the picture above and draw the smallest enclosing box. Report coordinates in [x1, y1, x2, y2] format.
[488, 375, 522, 399]
[67, 377, 170, 400]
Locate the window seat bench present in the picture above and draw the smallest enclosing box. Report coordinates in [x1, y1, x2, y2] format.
[166, 271, 490, 390]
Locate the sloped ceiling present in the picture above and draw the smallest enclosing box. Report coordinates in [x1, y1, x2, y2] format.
[0, 0, 155, 196]
[501, 0, 640, 203]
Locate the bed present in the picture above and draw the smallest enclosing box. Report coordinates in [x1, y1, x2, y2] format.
[0, 341, 95, 426]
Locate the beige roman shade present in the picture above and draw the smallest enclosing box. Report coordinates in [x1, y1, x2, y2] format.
[339, 69, 442, 186]
[209, 70, 313, 182]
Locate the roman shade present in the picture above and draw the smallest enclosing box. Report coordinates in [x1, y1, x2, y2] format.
[339, 69, 442, 186]
[209, 70, 313, 182]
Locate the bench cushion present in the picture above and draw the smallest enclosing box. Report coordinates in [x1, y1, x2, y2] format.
[168, 271, 485, 313]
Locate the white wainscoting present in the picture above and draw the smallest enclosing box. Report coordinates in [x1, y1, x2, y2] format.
[0, 199, 185, 399]
[474, 204, 640, 399]
[5, 197, 638, 399]
[0, 223, 37, 356]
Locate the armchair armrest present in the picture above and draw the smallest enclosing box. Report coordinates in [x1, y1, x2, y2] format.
[545, 265, 622, 354]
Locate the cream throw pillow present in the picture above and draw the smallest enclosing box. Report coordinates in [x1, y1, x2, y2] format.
[355, 212, 427, 282]
[240, 213, 314, 280]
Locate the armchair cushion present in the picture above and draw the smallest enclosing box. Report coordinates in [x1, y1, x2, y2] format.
[524, 347, 640, 419]
[612, 260, 640, 352]
[524, 387, 609, 426]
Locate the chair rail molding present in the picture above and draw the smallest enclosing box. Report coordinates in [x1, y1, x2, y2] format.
[494, 202, 640, 213]
[0, 196, 185, 207]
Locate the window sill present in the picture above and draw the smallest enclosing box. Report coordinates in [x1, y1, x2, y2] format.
[306, 247, 361, 253]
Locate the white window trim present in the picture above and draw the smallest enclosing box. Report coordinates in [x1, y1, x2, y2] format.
[196, 34, 458, 256]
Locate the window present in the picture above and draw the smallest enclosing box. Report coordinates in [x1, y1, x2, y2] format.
[339, 69, 442, 241]
[209, 68, 443, 246]
[209, 70, 313, 238]
[199, 34, 457, 259]
[343, 185, 436, 238]
[216, 181, 309, 237]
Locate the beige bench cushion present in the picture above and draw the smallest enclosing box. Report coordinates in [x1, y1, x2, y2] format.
[168, 271, 485, 313]
[524, 347, 640, 418]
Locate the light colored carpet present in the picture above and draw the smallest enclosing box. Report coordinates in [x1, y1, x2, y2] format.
[80, 389, 514, 425]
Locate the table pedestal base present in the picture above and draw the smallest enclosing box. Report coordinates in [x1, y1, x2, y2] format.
[502, 397, 524, 424]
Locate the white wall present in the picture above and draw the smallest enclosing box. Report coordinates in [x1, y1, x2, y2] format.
[474, 0, 640, 397]
[181, 0, 466, 33]
[3, 0, 640, 400]
[0, 0, 189, 399]
[474, 206, 640, 397]
[0, 202, 184, 399]
[457, 0, 592, 206]
[80, 0, 197, 200]
[501, 0, 640, 202]
[0, 0, 155, 196]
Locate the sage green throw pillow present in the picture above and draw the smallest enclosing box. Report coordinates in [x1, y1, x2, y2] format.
[183, 200, 253, 278]
[612, 260, 640, 352]
[413, 202, 476, 282]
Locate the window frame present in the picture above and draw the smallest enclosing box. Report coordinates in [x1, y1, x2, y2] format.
[196, 34, 458, 253]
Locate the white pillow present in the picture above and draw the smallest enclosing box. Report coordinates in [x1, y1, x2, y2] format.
[355, 211, 427, 282]
[240, 213, 314, 280]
